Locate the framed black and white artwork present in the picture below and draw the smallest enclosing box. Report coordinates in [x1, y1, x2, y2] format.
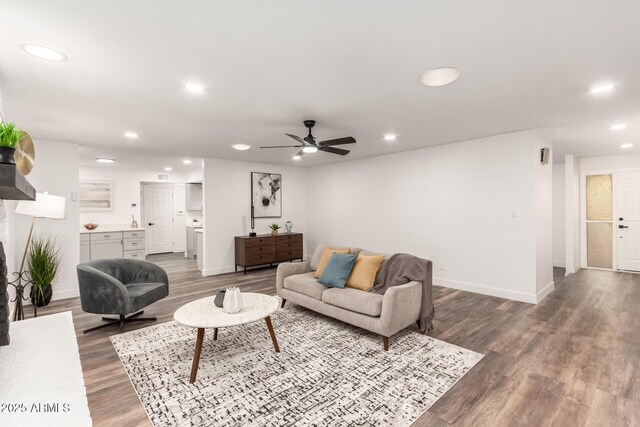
[251, 172, 282, 218]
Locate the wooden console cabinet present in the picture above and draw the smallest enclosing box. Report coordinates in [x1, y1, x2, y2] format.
[235, 233, 303, 274]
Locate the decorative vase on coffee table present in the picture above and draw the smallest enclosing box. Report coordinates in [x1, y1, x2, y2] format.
[223, 287, 243, 314]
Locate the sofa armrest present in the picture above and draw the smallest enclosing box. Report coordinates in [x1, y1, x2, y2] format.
[77, 265, 131, 315]
[276, 260, 312, 293]
[379, 281, 422, 336]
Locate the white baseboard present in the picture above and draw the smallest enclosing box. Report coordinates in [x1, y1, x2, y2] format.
[553, 260, 566, 268]
[53, 289, 80, 301]
[434, 277, 538, 304]
[202, 265, 236, 276]
[535, 281, 555, 303]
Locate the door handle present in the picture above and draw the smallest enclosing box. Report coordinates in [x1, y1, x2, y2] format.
[619, 225, 629, 229]
[148, 222, 155, 226]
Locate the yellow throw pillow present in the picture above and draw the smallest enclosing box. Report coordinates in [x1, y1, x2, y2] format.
[313, 247, 351, 278]
[346, 254, 385, 291]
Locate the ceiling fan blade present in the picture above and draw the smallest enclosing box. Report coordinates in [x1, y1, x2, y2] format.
[294, 149, 304, 158]
[318, 137, 356, 146]
[319, 146, 350, 156]
[259, 145, 303, 149]
[286, 133, 306, 144]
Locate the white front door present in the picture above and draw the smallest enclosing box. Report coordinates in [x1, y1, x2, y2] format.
[143, 185, 174, 254]
[616, 171, 640, 271]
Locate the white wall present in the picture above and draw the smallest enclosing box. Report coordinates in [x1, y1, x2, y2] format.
[202, 158, 307, 275]
[580, 152, 640, 172]
[79, 166, 188, 226]
[564, 155, 580, 274]
[552, 164, 565, 267]
[306, 130, 552, 304]
[11, 140, 80, 301]
[534, 137, 554, 297]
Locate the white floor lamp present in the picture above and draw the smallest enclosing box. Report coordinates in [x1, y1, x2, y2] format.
[11, 192, 66, 320]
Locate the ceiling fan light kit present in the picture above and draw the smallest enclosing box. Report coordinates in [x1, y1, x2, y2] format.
[260, 120, 356, 158]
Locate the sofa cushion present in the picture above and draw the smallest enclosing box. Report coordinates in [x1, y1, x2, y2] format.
[283, 272, 328, 300]
[318, 253, 358, 288]
[310, 243, 363, 271]
[322, 287, 385, 317]
[346, 254, 386, 291]
[313, 247, 351, 279]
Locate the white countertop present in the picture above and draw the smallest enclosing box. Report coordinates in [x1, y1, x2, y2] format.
[80, 224, 146, 233]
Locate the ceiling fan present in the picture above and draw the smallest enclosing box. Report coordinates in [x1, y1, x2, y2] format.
[260, 120, 356, 158]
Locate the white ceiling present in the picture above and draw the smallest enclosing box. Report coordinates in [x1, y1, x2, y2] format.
[1, 0, 639, 168]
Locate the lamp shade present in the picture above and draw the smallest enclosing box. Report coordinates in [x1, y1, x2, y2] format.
[15, 192, 66, 219]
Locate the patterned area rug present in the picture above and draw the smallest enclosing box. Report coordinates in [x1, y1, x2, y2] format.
[111, 303, 482, 426]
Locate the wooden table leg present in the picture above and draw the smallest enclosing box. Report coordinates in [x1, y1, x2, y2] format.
[264, 316, 280, 353]
[189, 328, 205, 384]
[213, 327, 218, 341]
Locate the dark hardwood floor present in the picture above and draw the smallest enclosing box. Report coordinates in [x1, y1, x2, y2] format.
[37, 254, 640, 426]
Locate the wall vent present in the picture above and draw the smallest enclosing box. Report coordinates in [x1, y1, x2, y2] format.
[158, 174, 169, 181]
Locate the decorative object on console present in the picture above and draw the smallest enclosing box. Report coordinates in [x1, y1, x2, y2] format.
[213, 289, 226, 308]
[83, 223, 98, 230]
[249, 205, 257, 237]
[251, 172, 281, 218]
[317, 253, 358, 288]
[222, 287, 243, 314]
[79, 180, 113, 212]
[27, 235, 61, 309]
[268, 223, 280, 236]
[12, 193, 66, 320]
[131, 214, 138, 228]
[285, 221, 293, 233]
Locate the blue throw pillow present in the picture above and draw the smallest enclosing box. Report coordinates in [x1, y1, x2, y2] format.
[318, 253, 358, 288]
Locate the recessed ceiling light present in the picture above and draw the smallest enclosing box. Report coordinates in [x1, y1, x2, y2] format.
[383, 134, 397, 141]
[96, 158, 115, 163]
[164, 167, 173, 171]
[20, 44, 67, 62]
[183, 159, 192, 164]
[231, 144, 251, 151]
[620, 143, 634, 149]
[590, 83, 616, 94]
[420, 67, 461, 87]
[611, 123, 627, 130]
[184, 83, 205, 93]
[124, 132, 139, 139]
[302, 146, 318, 153]
[292, 155, 302, 160]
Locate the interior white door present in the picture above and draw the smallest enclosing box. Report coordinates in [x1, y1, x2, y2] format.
[143, 185, 174, 254]
[616, 171, 640, 271]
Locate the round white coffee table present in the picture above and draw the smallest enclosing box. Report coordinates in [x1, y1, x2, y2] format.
[174, 293, 280, 383]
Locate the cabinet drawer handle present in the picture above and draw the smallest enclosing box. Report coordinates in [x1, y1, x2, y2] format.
[104, 235, 110, 238]
[131, 242, 138, 246]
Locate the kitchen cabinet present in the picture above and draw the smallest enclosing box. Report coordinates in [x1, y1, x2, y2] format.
[80, 228, 147, 261]
[186, 183, 203, 211]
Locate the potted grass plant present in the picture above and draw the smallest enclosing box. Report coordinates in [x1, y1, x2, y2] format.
[28, 235, 61, 307]
[0, 122, 25, 165]
[269, 223, 281, 236]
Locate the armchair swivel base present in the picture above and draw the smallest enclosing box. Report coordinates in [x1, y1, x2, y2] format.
[83, 310, 157, 333]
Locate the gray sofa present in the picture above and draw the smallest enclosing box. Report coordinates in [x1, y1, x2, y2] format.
[277, 244, 423, 350]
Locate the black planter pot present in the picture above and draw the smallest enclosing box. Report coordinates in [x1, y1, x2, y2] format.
[30, 284, 53, 307]
[0, 146, 16, 165]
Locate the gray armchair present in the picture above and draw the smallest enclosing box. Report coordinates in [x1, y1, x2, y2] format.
[77, 259, 169, 333]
